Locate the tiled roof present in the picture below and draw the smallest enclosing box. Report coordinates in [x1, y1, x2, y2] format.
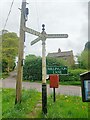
[47, 49, 73, 57]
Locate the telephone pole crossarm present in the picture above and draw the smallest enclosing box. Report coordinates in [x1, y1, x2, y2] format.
[23, 26, 42, 37]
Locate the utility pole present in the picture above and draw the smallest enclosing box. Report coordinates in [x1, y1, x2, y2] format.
[15, 0, 26, 104]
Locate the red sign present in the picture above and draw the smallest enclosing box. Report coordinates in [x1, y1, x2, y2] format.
[50, 75, 59, 88]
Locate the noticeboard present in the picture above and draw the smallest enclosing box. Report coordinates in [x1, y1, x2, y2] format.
[80, 71, 90, 102]
[84, 80, 90, 101]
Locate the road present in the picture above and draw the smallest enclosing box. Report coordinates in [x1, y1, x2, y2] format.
[0, 71, 82, 96]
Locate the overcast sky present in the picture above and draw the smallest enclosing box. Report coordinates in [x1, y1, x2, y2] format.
[0, 0, 89, 57]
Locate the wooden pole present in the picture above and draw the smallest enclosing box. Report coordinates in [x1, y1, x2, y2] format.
[15, 0, 26, 104]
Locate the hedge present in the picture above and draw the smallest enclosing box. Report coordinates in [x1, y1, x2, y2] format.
[23, 55, 87, 82]
[60, 69, 87, 82]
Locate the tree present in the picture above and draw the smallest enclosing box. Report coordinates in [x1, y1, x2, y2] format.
[2, 31, 19, 72]
[46, 57, 68, 66]
[77, 41, 90, 70]
[84, 41, 90, 50]
[78, 50, 90, 69]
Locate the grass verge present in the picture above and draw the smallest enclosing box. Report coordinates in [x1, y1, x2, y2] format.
[60, 81, 81, 86]
[40, 94, 88, 118]
[2, 89, 88, 119]
[2, 88, 41, 118]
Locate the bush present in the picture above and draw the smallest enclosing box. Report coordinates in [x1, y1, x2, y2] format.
[23, 54, 87, 82]
[60, 69, 87, 82]
[23, 55, 67, 81]
[23, 55, 42, 81]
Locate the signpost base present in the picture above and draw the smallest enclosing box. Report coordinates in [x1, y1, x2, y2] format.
[53, 88, 56, 102]
[42, 83, 47, 114]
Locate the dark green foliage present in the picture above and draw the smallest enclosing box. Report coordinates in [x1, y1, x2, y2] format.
[84, 41, 90, 50]
[2, 59, 8, 72]
[23, 55, 42, 81]
[60, 69, 87, 82]
[23, 54, 87, 83]
[23, 55, 67, 81]
[46, 57, 65, 66]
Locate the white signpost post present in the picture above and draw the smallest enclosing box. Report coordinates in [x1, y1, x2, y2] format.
[23, 24, 68, 114]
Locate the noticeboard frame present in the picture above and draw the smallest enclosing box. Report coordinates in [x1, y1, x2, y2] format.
[80, 71, 90, 102]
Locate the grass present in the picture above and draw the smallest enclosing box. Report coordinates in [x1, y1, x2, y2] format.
[60, 81, 81, 86]
[2, 88, 41, 118]
[0, 88, 2, 120]
[2, 88, 88, 119]
[40, 94, 88, 118]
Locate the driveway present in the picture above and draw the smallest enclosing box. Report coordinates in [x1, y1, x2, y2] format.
[0, 71, 82, 96]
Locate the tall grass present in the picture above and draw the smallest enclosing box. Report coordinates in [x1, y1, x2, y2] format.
[2, 89, 88, 119]
[2, 88, 41, 118]
[41, 94, 88, 118]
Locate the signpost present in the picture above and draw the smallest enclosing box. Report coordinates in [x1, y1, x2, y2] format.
[17, 0, 69, 115]
[17, 1, 68, 114]
[23, 23, 68, 114]
[47, 66, 68, 75]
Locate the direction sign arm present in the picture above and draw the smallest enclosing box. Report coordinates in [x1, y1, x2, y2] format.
[46, 34, 68, 38]
[23, 26, 42, 37]
[31, 37, 41, 45]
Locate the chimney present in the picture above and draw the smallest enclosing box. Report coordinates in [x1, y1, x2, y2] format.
[58, 48, 61, 53]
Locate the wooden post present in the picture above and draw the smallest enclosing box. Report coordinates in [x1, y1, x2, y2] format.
[15, 0, 26, 104]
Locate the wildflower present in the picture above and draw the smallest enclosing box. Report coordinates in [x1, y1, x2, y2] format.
[65, 96, 67, 98]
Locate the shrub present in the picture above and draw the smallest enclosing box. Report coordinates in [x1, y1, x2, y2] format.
[60, 69, 87, 82]
[23, 54, 87, 82]
[23, 55, 67, 81]
[23, 56, 42, 81]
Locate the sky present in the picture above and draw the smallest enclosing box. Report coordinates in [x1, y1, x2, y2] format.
[0, 0, 89, 57]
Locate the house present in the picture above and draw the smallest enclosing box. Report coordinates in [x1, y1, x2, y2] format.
[47, 48, 75, 66]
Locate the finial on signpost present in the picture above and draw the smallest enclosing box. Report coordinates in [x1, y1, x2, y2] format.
[42, 24, 45, 32]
